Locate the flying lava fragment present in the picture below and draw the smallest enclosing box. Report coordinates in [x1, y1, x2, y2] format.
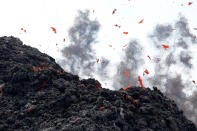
[194, 28, 197, 30]
[109, 45, 112, 47]
[96, 59, 99, 63]
[147, 56, 151, 60]
[123, 32, 128, 35]
[162, 44, 169, 49]
[123, 44, 127, 47]
[144, 69, 149, 75]
[125, 71, 129, 77]
[114, 24, 121, 28]
[138, 19, 144, 24]
[157, 58, 161, 63]
[188, 2, 192, 5]
[192, 80, 196, 84]
[112, 9, 117, 15]
[50, 27, 57, 34]
[123, 86, 131, 90]
[21, 28, 26, 33]
[138, 75, 145, 89]
[63, 38, 66, 42]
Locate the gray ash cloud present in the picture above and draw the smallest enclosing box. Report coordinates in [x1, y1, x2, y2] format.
[112, 40, 144, 90]
[147, 15, 197, 122]
[60, 10, 105, 77]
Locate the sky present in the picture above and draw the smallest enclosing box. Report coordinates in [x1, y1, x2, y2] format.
[0, 0, 197, 123]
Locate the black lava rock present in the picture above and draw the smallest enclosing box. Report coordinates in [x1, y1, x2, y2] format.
[0, 36, 196, 131]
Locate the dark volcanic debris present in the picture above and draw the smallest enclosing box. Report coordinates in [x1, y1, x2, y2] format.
[0, 36, 196, 131]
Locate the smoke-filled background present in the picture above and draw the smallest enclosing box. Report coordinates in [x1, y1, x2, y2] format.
[0, 0, 197, 123]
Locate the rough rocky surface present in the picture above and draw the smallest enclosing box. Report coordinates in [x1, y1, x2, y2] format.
[0, 36, 196, 131]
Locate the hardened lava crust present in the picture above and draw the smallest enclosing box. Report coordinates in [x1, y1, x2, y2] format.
[0, 36, 196, 131]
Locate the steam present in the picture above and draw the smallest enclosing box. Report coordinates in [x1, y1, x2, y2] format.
[96, 57, 110, 80]
[112, 40, 144, 90]
[147, 15, 197, 122]
[179, 51, 192, 68]
[175, 16, 196, 43]
[149, 24, 173, 48]
[60, 10, 100, 77]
